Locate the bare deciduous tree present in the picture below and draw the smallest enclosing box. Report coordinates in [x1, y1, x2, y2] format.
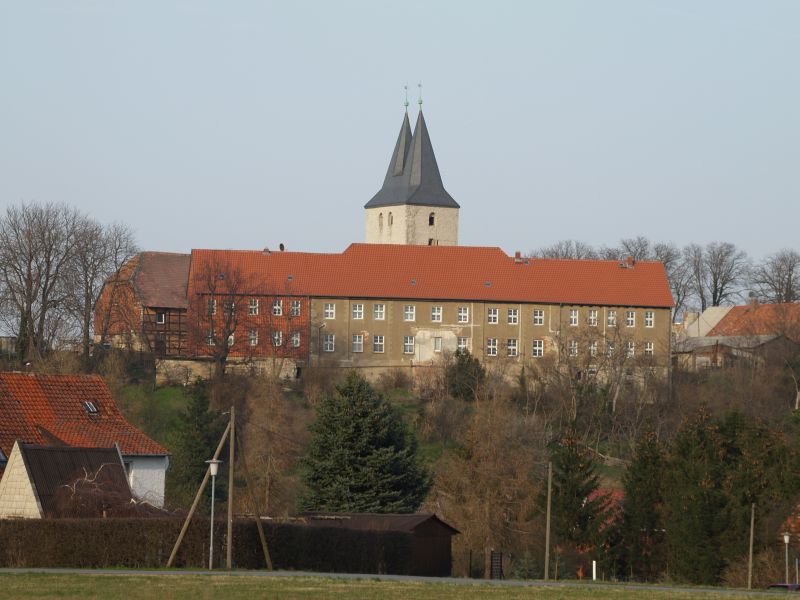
[0, 203, 81, 360]
[531, 240, 598, 260]
[67, 220, 138, 366]
[749, 249, 800, 304]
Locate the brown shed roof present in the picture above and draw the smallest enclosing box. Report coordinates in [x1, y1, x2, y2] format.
[300, 512, 459, 535]
[19, 443, 132, 517]
[133, 252, 191, 309]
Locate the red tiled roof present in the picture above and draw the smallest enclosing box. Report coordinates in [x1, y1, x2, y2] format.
[187, 244, 673, 308]
[707, 303, 800, 342]
[134, 252, 191, 309]
[0, 373, 168, 458]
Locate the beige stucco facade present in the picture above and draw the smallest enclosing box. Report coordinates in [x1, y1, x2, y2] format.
[365, 205, 459, 246]
[307, 297, 671, 377]
[0, 442, 42, 519]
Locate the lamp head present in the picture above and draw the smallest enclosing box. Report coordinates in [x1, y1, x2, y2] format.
[206, 459, 222, 477]
[784, 532, 791, 545]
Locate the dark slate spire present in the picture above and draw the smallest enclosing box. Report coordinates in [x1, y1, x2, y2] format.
[365, 110, 459, 209]
[364, 112, 413, 208]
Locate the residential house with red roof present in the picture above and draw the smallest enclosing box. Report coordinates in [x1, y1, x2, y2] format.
[675, 300, 800, 370]
[0, 373, 169, 507]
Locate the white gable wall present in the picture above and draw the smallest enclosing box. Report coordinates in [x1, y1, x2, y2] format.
[125, 455, 168, 508]
[0, 442, 42, 519]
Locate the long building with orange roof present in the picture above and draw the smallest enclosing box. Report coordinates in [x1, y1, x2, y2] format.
[96, 109, 674, 383]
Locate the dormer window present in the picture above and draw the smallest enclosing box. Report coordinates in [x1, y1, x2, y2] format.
[82, 400, 99, 415]
[429, 212, 435, 226]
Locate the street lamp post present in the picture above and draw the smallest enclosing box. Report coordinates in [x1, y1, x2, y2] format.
[207, 459, 222, 570]
[784, 532, 791, 585]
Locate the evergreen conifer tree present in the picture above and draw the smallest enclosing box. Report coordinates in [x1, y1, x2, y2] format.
[300, 372, 431, 513]
[547, 430, 606, 551]
[445, 349, 485, 401]
[663, 408, 728, 584]
[621, 428, 666, 581]
[166, 383, 225, 507]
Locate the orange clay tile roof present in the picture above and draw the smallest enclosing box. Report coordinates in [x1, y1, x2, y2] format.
[707, 302, 800, 342]
[188, 244, 674, 308]
[0, 373, 168, 458]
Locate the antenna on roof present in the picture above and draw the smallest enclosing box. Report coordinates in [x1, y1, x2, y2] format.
[417, 82, 423, 107]
[403, 84, 409, 110]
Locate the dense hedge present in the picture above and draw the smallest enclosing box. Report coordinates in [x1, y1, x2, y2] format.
[0, 518, 415, 573]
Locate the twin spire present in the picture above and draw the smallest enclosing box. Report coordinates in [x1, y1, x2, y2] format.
[364, 109, 459, 209]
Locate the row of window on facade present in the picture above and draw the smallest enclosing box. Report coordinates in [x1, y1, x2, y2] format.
[378, 212, 437, 228]
[207, 330, 302, 348]
[206, 298, 302, 317]
[322, 303, 656, 328]
[320, 333, 656, 358]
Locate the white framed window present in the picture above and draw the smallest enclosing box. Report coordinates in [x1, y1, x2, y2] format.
[431, 306, 442, 322]
[486, 338, 498, 356]
[645, 311, 654, 328]
[434, 337, 442, 353]
[206, 330, 215, 346]
[626, 341, 635, 357]
[507, 309, 518, 325]
[457, 306, 469, 323]
[404, 305, 415, 322]
[290, 300, 301, 317]
[569, 340, 578, 357]
[352, 334, 364, 353]
[589, 340, 598, 357]
[487, 308, 498, 324]
[249, 299, 259, 316]
[373, 303, 385, 320]
[227, 333, 234, 347]
[352, 303, 364, 320]
[533, 309, 544, 326]
[626, 311, 635, 327]
[224, 300, 235, 316]
[323, 333, 335, 352]
[248, 330, 258, 347]
[403, 335, 415, 354]
[532, 339, 544, 357]
[156, 311, 165, 325]
[607, 310, 617, 327]
[457, 337, 469, 351]
[272, 299, 282, 316]
[373, 335, 384, 353]
[587, 309, 598, 327]
[569, 309, 579, 326]
[606, 341, 615, 356]
[507, 338, 518, 357]
[207, 298, 217, 316]
[272, 331, 282, 347]
[291, 331, 301, 347]
[644, 341, 654, 356]
[324, 303, 335, 319]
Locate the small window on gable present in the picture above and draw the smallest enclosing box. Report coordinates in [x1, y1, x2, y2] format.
[156, 311, 165, 325]
[82, 400, 99, 415]
[378, 212, 383, 228]
[429, 212, 435, 226]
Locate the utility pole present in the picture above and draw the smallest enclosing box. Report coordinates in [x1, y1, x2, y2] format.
[167, 421, 231, 568]
[747, 503, 755, 590]
[544, 461, 552, 581]
[226, 405, 235, 570]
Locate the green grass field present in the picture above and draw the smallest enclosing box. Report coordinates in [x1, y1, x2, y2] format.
[0, 573, 778, 600]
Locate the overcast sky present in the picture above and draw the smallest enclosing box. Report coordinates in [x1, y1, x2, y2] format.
[1, 1, 798, 259]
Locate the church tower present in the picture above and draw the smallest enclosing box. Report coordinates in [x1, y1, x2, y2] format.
[364, 109, 459, 246]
